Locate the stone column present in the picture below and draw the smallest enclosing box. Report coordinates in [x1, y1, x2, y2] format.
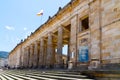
[28, 46, 30, 68]
[25, 47, 29, 68]
[39, 38, 44, 68]
[67, 42, 70, 68]
[21, 47, 24, 68]
[26, 46, 30, 68]
[57, 26, 63, 68]
[70, 15, 78, 68]
[47, 33, 54, 68]
[52, 45, 56, 68]
[33, 41, 38, 68]
[19, 45, 22, 68]
[25, 47, 28, 68]
[29, 44, 34, 68]
[89, 0, 101, 69]
[44, 41, 47, 68]
[23, 48, 26, 68]
[29, 45, 31, 68]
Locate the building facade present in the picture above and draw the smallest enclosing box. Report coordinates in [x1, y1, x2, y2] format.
[8, 0, 120, 70]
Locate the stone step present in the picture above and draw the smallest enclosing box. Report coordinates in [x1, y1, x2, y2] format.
[3, 73, 24, 80]
[0, 70, 94, 80]
[1, 74, 13, 80]
[27, 72, 88, 79]
[7, 71, 91, 79]
[0, 75, 7, 80]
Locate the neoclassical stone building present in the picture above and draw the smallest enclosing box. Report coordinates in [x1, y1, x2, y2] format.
[8, 0, 120, 69]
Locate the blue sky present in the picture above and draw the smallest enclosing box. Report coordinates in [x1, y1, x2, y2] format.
[0, 0, 71, 52]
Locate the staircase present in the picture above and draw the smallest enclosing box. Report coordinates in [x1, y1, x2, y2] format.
[0, 69, 94, 80]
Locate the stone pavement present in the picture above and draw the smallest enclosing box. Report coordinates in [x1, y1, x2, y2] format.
[0, 70, 94, 80]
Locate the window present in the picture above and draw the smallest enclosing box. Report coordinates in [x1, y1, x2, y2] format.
[81, 16, 89, 31]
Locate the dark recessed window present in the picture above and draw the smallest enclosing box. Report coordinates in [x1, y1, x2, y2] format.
[81, 16, 89, 31]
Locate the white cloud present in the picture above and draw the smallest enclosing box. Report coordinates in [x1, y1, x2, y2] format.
[23, 27, 27, 31]
[5, 26, 15, 30]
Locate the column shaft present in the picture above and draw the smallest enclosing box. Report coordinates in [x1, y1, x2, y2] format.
[39, 38, 44, 67]
[44, 42, 47, 67]
[47, 33, 54, 68]
[57, 26, 63, 67]
[26, 47, 30, 68]
[23, 48, 26, 68]
[21, 47, 24, 68]
[26, 48, 28, 68]
[29, 45, 34, 68]
[33, 42, 38, 68]
[25, 48, 28, 68]
[24, 48, 26, 68]
[70, 15, 78, 68]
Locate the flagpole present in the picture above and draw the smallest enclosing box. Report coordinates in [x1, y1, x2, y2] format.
[40, 15, 42, 25]
[37, 10, 44, 25]
[41, 14, 44, 24]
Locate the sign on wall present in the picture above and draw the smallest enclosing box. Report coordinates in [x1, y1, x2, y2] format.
[79, 46, 89, 62]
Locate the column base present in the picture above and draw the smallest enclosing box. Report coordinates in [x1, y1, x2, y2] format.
[88, 60, 100, 70]
[45, 65, 54, 69]
[55, 64, 64, 69]
[32, 66, 38, 69]
[38, 65, 45, 69]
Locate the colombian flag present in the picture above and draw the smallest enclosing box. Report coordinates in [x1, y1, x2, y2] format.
[37, 10, 43, 16]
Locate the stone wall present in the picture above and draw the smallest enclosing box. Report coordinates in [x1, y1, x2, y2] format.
[101, 0, 120, 64]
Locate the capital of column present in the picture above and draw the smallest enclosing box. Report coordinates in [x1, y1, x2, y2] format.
[47, 32, 53, 45]
[26, 46, 29, 51]
[58, 26, 63, 32]
[34, 40, 38, 45]
[47, 32, 52, 37]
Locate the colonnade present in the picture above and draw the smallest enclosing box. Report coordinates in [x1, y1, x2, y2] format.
[19, 26, 73, 69]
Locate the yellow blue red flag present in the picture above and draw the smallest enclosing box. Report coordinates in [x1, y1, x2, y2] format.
[37, 10, 43, 16]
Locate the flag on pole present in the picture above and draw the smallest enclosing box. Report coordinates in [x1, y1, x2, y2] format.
[37, 10, 43, 16]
